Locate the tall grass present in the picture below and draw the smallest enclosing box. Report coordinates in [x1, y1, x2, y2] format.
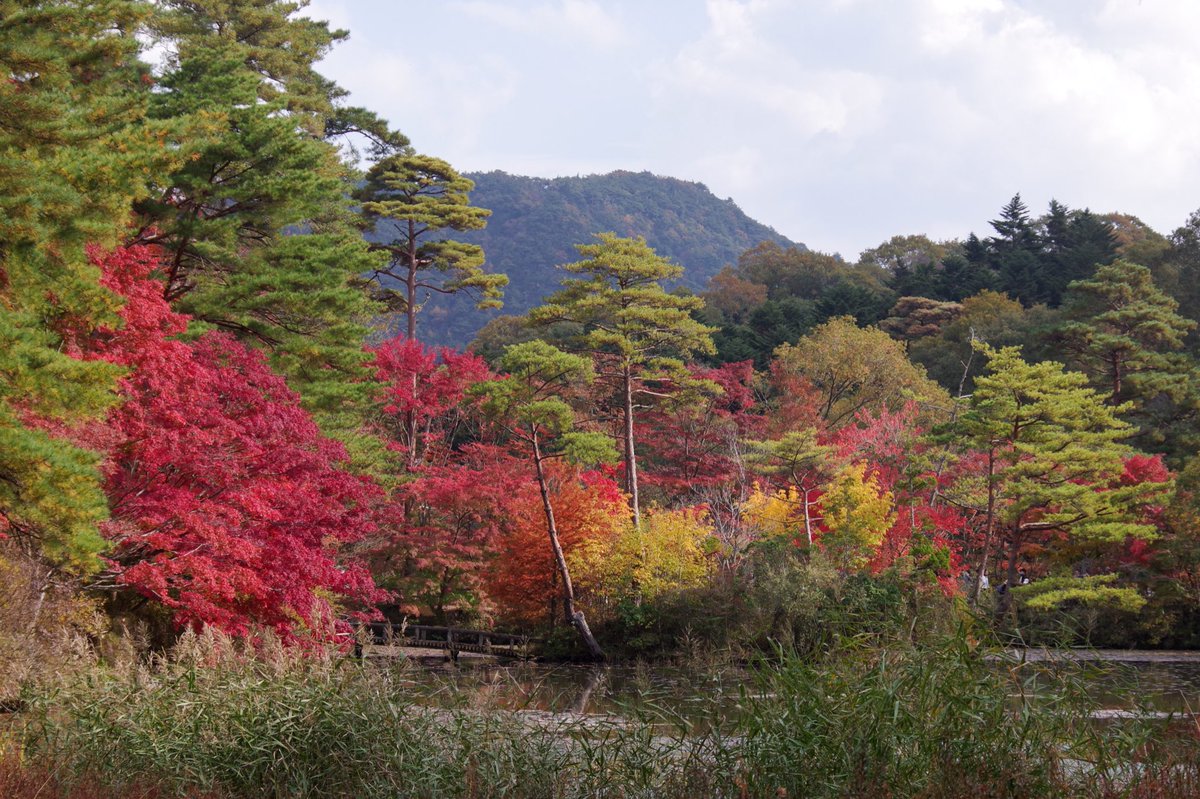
[6, 629, 1199, 798]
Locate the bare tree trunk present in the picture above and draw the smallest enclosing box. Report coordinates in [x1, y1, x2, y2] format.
[622, 363, 640, 529]
[970, 448, 996, 606]
[405, 220, 419, 468]
[802, 488, 814, 547]
[533, 435, 605, 661]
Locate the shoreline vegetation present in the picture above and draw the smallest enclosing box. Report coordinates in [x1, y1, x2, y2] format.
[3, 629, 1200, 799]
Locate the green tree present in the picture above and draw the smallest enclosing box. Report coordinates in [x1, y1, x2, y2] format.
[987, 194, 1046, 305]
[747, 430, 837, 546]
[773, 317, 948, 429]
[943, 345, 1167, 606]
[530, 234, 716, 527]
[473, 341, 616, 660]
[859, 234, 951, 299]
[134, 0, 398, 436]
[0, 0, 178, 571]
[908, 290, 1053, 394]
[1057, 261, 1195, 407]
[1040, 200, 1117, 304]
[355, 153, 504, 342]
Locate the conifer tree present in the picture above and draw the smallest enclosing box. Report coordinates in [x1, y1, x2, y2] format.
[1057, 261, 1195, 407]
[747, 430, 837, 546]
[473, 341, 617, 660]
[944, 345, 1168, 606]
[0, 0, 177, 570]
[355, 153, 505, 342]
[987, 194, 1047, 305]
[1040, 201, 1117, 304]
[133, 0, 402, 434]
[530, 234, 716, 527]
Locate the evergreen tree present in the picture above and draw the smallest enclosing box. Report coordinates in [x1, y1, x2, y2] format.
[944, 345, 1167, 606]
[1058, 261, 1194, 406]
[1056, 261, 1199, 460]
[936, 252, 995, 301]
[1040, 201, 1117, 304]
[530, 234, 716, 527]
[133, 0, 400, 435]
[986, 194, 1047, 304]
[355, 153, 505, 342]
[473, 340, 616, 660]
[1164, 209, 1200, 349]
[747, 430, 837, 546]
[0, 0, 175, 571]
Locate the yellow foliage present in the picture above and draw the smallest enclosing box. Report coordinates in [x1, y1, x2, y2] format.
[573, 507, 715, 604]
[743, 483, 801, 538]
[820, 463, 895, 571]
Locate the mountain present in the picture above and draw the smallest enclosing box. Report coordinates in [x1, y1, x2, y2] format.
[405, 169, 806, 348]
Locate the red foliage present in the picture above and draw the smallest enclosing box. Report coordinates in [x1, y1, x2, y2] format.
[379, 443, 536, 618]
[872, 500, 966, 593]
[369, 336, 490, 462]
[766, 360, 825, 435]
[832, 402, 921, 491]
[83, 244, 382, 640]
[638, 361, 763, 498]
[1121, 453, 1172, 487]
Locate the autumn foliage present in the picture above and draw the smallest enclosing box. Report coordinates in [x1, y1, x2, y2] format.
[81, 244, 382, 639]
[485, 463, 626, 625]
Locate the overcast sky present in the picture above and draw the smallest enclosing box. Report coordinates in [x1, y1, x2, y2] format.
[307, 0, 1200, 259]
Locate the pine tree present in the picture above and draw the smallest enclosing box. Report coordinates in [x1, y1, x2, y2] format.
[1058, 261, 1195, 406]
[0, 0, 176, 571]
[1056, 261, 1199, 460]
[473, 340, 617, 660]
[747, 430, 837, 547]
[530, 234, 716, 527]
[133, 0, 401, 436]
[355, 153, 505, 342]
[944, 345, 1168, 607]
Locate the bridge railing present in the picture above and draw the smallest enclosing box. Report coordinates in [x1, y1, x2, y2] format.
[353, 622, 540, 659]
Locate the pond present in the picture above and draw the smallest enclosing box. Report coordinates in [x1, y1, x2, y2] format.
[382, 649, 1200, 721]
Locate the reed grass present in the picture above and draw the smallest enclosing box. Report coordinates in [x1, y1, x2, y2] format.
[5, 629, 1198, 798]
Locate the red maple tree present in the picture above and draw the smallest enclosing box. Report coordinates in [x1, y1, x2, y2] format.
[79, 244, 383, 639]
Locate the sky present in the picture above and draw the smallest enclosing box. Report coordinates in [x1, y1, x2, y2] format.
[306, 0, 1200, 259]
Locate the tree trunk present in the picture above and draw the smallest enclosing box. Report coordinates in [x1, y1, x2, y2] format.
[970, 448, 996, 606]
[622, 363, 640, 529]
[802, 488, 814, 547]
[998, 522, 1022, 617]
[404, 220, 419, 467]
[533, 435, 605, 661]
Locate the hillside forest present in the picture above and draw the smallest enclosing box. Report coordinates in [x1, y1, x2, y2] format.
[7, 0, 1200, 677]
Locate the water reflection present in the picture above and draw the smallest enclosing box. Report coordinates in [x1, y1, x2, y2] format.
[384, 653, 1200, 720]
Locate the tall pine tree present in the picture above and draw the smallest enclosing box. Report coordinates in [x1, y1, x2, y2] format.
[0, 0, 177, 571]
[944, 345, 1167, 606]
[133, 0, 404, 438]
[355, 153, 504, 343]
[530, 234, 716, 527]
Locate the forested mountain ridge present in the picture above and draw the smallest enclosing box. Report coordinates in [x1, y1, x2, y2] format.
[406, 169, 806, 347]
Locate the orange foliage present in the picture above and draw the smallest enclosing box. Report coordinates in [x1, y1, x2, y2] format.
[485, 463, 627, 626]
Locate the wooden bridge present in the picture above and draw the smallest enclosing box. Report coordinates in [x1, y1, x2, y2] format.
[355, 622, 539, 661]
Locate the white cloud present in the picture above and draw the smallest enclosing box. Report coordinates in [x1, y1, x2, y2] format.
[453, 0, 626, 49]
